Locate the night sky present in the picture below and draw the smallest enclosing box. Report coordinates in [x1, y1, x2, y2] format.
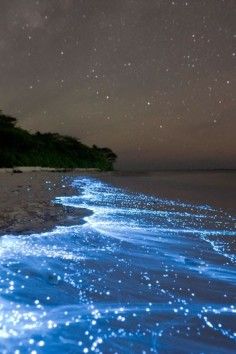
[0, 0, 235, 170]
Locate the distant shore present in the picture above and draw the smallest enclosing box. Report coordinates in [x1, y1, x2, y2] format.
[0, 167, 100, 173]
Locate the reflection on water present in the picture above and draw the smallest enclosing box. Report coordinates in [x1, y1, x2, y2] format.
[0, 177, 236, 353]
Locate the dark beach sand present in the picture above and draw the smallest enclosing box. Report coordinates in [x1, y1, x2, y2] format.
[0, 171, 93, 235]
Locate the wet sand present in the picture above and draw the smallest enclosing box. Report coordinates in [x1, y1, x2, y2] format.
[0, 171, 93, 235]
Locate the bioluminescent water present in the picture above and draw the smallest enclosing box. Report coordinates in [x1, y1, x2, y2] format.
[0, 177, 236, 353]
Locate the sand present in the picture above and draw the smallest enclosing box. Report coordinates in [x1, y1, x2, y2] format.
[0, 171, 93, 235]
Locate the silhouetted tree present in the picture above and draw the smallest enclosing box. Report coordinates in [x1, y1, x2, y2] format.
[0, 110, 117, 170]
[0, 110, 17, 128]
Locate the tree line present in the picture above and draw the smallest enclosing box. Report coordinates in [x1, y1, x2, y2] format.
[0, 110, 117, 170]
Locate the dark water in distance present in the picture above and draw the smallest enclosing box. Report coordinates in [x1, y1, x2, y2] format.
[0, 173, 236, 353]
[99, 171, 236, 214]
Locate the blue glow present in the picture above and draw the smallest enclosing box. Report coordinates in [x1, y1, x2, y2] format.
[0, 177, 236, 353]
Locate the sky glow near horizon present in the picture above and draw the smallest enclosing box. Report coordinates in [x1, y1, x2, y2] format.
[0, 177, 235, 353]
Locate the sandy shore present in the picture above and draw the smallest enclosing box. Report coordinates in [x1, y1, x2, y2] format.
[0, 167, 100, 173]
[0, 172, 93, 235]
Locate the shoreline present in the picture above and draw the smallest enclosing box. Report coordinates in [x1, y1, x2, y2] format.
[0, 167, 100, 173]
[0, 170, 235, 236]
[0, 171, 93, 236]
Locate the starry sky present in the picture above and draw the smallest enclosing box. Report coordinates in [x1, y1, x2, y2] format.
[0, 0, 235, 170]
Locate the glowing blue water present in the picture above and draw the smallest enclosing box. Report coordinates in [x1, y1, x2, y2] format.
[0, 177, 236, 353]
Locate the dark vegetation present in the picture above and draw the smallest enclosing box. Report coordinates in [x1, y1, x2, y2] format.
[0, 110, 117, 170]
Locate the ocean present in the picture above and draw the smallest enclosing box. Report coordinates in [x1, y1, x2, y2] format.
[0, 172, 235, 353]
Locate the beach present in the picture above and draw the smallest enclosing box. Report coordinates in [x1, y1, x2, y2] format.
[0, 170, 95, 235]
